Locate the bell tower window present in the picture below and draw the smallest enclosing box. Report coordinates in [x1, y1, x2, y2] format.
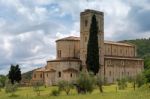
[85, 20, 88, 27]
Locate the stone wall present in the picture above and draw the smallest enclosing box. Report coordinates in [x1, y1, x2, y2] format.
[104, 57, 143, 83]
[104, 43, 136, 57]
[45, 60, 81, 85]
[56, 40, 80, 59]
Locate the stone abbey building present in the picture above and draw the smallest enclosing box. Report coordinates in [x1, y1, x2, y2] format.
[32, 9, 144, 86]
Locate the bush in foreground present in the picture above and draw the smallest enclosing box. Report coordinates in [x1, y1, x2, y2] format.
[117, 78, 127, 90]
[58, 80, 73, 95]
[5, 80, 18, 96]
[96, 75, 103, 93]
[51, 89, 60, 96]
[32, 82, 43, 96]
[76, 72, 96, 94]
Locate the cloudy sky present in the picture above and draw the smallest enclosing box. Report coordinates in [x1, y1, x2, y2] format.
[0, 0, 150, 74]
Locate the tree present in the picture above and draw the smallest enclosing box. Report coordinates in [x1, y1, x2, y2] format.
[0, 75, 7, 88]
[117, 78, 127, 90]
[135, 74, 146, 88]
[76, 72, 96, 94]
[5, 79, 18, 96]
[96, 75, 103, 93]
[58, 80, 73, 95]
[86, 14, 99, 75]
[15, 64, 22, 83]
[8, 64, 22, 84]
[144, 69, 150, 84]
[51, 89, 60, 96]
[32, 82, 43, 96]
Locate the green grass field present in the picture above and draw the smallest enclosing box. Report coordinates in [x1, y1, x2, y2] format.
[0, 84, 150, 99]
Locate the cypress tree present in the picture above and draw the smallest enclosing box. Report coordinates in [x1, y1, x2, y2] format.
[8, 64, 22, 84]
[8, 65, 15, 84]
[15, 64, 22, 83]
[86, 14, 99, 75]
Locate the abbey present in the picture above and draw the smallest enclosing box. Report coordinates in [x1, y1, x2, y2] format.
[32, 9, 144, 86]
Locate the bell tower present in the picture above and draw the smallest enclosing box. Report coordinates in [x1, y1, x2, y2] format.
[80, 9, 104, 74]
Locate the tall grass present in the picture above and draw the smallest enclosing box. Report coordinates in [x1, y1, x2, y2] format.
[0, 84, 149, 99]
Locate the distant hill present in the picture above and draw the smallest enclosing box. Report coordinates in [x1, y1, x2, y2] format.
[22, 70, 34, 80]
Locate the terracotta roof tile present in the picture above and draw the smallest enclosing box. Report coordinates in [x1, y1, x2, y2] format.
[56, 36, 134, 46]
[56, 36, 80, 42]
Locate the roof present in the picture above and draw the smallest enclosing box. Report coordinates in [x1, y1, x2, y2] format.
[105, 56, 143, 60]
[81, 9, 104, 15]
[63, 68, 78, 72]
[104, 41, 135, 47]
[45, 69, 56, 72]
[35, 67, 45, 72]
[56, 36, 80, 42]
[55, 36, 135, 47]
[47, 58, 81, 62]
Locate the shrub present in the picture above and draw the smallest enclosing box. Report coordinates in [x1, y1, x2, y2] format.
[0, 75, 7, 88]
[5, 80, 18, 95]
[96, 75, 103, 93]
[76, 72, 96, 94]
[32, 82, 43, 96]
[51, 89, 60, 96]
[117, 78, 127, 90]
[128, 74, 146, 90]
[135, 74, 146, 88]
[58, 80, 73, 95]
[144, 69, 150, 83]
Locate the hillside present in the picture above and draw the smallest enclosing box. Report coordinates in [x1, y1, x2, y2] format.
[22, 70, 34, 80]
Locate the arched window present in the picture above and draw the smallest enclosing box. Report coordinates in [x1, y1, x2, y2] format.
[40, 74, 42, 78]
[85, 20, 88, 27]
[58, 72, 61, 77]
[70, 73, 72, 77]
[34, 74, 36, 78]
[109, 71, 111, 76]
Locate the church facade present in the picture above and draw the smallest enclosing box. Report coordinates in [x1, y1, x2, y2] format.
[32, 9, 144, 86]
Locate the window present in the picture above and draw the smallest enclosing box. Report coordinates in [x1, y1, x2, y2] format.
[57, 50, 61, 58]
[47, 73, 48, 77]
[70, 73, 72, 77]
[40, 74, 42, 78]
[58, 72, 61, 78]
[85, 36, 87, 42]
[108, 48, 110, 53]
[120, 49, 122, 54]
[108, 60, 111, 65]
[109, 71, 111, 76]
[34, 74, 36, 78]
[121, 61, 124, 65]
[126, 50, 128, 54]
[85, 20, 88, 27]
[85, 54, 87, 60]
[128, 72, 129, 76]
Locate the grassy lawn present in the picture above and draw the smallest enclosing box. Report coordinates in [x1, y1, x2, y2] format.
[0, 84, 150, 99]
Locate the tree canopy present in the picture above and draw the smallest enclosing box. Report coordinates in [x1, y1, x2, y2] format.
[8, 64, 22, 84]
